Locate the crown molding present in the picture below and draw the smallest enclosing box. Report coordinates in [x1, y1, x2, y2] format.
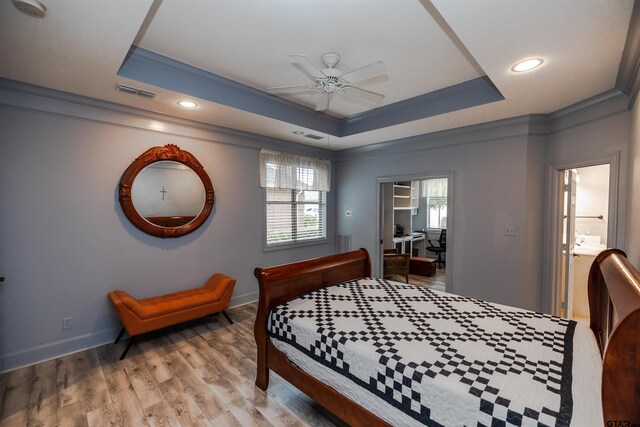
[340, 76, 503, 136]
[119, 46, 341, 136]
[1, 78, 628, 162]
[338, 115, 534, 161]
[119, 46, 503, 137]
[0, 78, 338, 161]
[338, 89, 629, 160]
[616, 0, 640, 108]
[546, 89, 629, 134]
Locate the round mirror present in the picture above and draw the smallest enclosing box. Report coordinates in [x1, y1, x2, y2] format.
[131, 161, 205, 227]
[119, 145, 214, 238]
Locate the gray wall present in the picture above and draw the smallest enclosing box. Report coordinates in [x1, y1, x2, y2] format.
[0, 83, 336, 371]
[541, 95, 630, 313]
[337, 95, 631, 314]
[337, 118, 545, 311]
[627, 98, 640, 265]
[545, 96, 630, 250]
[0, 80, 634, 372]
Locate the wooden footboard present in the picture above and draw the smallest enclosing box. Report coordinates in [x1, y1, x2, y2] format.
[588, 249, 640, 426]
[253, 248, 370, 388]
[253, 249, 386, 426]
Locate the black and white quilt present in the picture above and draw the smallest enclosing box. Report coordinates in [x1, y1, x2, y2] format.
[269, 278, 602, 427]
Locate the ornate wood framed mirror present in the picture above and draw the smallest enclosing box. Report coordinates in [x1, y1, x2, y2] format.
[119, 144, 214, 238]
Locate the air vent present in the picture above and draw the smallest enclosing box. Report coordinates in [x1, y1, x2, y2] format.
[303, 133, 324, 140]
[115, 84, 156, 99]
[336, 234, 352, 254]
[137, 89, 156, 98]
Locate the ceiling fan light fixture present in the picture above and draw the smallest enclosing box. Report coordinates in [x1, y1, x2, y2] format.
[268, 53, 388, 112]
[320, 52, 341, 69]
[12, 0, 46, 18]
[511, 58, 544, 73]
[177, 100, 198, 108]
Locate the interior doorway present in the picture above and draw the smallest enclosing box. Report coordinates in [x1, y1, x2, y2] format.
[378, 174, 452, 292]
[556, 164, 611, 324]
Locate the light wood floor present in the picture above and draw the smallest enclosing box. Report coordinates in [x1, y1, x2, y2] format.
[0, 303, 346, 427]
[387, 266, 447, 292]
[409, 266, 446, 292]
[0, 272, 446, 427]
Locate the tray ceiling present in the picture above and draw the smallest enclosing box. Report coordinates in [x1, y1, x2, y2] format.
[0, 0, 633, 150]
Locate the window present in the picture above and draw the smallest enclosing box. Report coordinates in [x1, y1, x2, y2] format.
[266, 189, 325, 245]
[422, 178, 448, 229]
[260, 150, 330, 247]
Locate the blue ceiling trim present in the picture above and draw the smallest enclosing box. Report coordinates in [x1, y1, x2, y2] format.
[340, 76, 504, 136]
[118, 46, 504, 137]
[118, 46, 341, 135]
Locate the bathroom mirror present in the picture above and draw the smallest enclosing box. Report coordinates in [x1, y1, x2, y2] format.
[119, 144, 214, 237]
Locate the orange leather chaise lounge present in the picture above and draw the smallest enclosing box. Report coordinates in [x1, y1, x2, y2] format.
[108, 273, 236, 359]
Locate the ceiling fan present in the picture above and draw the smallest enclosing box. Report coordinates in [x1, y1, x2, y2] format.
[267, 52, 388, 112]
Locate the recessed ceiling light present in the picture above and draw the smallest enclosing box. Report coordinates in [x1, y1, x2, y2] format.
[293, 131, 304, 135]
[177, 100, 198, 108]
[511, 58, 544, 73]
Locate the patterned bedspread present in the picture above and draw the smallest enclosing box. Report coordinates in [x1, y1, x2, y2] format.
[268, 278, 602, 426]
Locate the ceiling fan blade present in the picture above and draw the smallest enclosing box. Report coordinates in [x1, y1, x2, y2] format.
[291, 54, 326, 80]
[315, 92, 332, 111]
[267, 84, 318, 94]
[342, 86, 385, 104]
[341, 61, 388, 85]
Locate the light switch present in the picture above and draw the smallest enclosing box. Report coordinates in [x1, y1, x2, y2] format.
[505, 227, 516, 237]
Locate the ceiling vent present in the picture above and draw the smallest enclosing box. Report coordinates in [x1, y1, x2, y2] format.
[115, 84, 156, 99]
[303, 133, 324, 140]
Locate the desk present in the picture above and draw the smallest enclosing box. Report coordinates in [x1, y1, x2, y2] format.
[393, 234, 426, 257]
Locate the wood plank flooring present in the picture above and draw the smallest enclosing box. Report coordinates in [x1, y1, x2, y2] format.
[0, 304, 346, 427]
[409, 266, 446, 292]
[387, 266, 447, 292]
[0, 272, 446, 427]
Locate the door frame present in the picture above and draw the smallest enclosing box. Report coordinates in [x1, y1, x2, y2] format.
[543, 152, 620, 316]
[376, 172, 454, 292]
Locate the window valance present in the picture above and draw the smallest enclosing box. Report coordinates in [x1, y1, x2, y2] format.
[422, 178, 448, 198]
[259, 149, 331, 192]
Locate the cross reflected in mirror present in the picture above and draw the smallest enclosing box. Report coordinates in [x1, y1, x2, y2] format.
[160, 187, 167, 201]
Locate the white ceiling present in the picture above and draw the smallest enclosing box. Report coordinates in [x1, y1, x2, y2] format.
[0, 0, 633, 150]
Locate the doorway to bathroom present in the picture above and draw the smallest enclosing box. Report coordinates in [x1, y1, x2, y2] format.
[555, 163, 612, 325]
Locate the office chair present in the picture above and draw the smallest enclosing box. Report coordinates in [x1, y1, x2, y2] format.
[426, 229, 446, 268]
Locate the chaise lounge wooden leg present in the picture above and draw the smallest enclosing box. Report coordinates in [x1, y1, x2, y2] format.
[222, 310, 233, 324]
[114, 327, 125, 344]
[119, 336, 135, 360]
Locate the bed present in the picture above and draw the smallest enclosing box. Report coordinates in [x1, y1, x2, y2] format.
[253, 248, 640, 426]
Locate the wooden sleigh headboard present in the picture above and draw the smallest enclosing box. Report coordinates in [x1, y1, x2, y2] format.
[253, 248, 640, 426]
[588, 249, 640, 425]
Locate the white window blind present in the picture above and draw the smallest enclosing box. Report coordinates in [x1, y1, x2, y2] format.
[266, 189, 325, 245]
[260, 150, 329, 246]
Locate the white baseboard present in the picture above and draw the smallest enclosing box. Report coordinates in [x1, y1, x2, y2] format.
[230, 291, 258, 308]
[0, 327, 119, 373]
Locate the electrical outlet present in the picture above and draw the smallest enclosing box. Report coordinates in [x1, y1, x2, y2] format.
[63, 317, 72, 330]
[505, 227, 516, 237]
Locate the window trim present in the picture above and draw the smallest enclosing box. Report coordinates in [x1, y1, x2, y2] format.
[262, 188, 328, 252]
